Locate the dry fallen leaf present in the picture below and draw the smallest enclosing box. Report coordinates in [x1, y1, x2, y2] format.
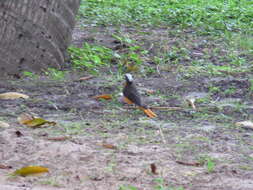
[150, 163, 158, 175]
[98, 143, 118, 150]
[92, 94, 113, 100]
[0, 164, 12, 169]
[235, 121, 253, 129]
[0, 121, 10, 128]
[186, 98, 196, 110]
[0, 92, 29, 100]
[24, 118, 56, 128]
[18, 113, 34, 124]
[18, 113, 56, 128]
[79, 76, 93, 81]
[12, 166, 49, 177]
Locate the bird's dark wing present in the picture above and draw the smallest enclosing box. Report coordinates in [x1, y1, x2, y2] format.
[123, 84, 142, 106]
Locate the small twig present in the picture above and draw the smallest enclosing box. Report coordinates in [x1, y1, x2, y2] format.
[51, 103, 59, 110]
[158, 125, 166, 144]
[176, 160, 203, 167]
[47, 136, 69, 141]
[79, 76, 93, 81]
[63, 86, 70, 95]
[124, 106, 182, 111]
[89, 110, 104, 114]
[150, 106, 182, 110]
[156, 64, 161, 75]
[186, 98, 196, 110]
[74, 76, 94, 82]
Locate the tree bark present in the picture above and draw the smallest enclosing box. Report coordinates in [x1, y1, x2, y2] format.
[0, 0, 80, 77]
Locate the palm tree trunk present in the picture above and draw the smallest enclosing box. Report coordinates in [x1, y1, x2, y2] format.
[0, 0, 80, 77]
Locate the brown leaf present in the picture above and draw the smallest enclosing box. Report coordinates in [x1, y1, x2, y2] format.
[0, 92, 29, 100]
[18, 113, 34, 125]
[0, 164, 12, 169]
[47, 136, 69, 141]
[176, 160, 203, 167]
[79, 76, 93, 81]
[12, 166, 49, 177]
[99, 143, 118, 150]
[92, 94, 113, 100]
[150, 163, 158, 175]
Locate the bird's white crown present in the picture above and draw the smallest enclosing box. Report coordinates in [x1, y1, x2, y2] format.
[125, 73, 133, 82]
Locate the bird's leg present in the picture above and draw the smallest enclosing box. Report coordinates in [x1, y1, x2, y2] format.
[139, 107, 157, 118]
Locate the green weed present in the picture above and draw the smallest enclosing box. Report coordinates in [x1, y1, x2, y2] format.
[119, 185, 138, 190]
[250, 79, 253, 92]
[206, 158, 215, 173]
[68, 43, 114, 74]
[79, 0, 252, 34]
[44, 68, 65, 80]
[198, 155, 216, 173]
[208, 86, 220, 94]
[68, 38, 146, 74]
[224, 87, 237, 96]
[23, 71, 37, 78]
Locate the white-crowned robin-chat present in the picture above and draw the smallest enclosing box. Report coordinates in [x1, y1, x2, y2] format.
[123, 73, 157, 118]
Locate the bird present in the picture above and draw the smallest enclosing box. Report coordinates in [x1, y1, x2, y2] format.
[123, 73, 157, 118]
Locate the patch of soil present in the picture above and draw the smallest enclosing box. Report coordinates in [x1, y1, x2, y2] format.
[0, 25, 252, 190]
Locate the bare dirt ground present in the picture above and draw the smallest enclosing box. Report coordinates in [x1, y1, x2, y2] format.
[0, 24, 253, 190]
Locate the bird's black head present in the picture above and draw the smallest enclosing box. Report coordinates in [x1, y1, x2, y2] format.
[125, 73, 133, 84]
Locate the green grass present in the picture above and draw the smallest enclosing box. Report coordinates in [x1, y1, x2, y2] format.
[68, 43, 114, 74]
[44, 68, 66, 80]
[250, 79, 253, 92]
[79, 0, 252, 34]
[23, 71, 38, 78]
[68, 36, 147, 74]
[73, 0, 253, 77]
[197, 155, 216, 173]
[23, 68, 66, 80]
[119, 185, 138, 190]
